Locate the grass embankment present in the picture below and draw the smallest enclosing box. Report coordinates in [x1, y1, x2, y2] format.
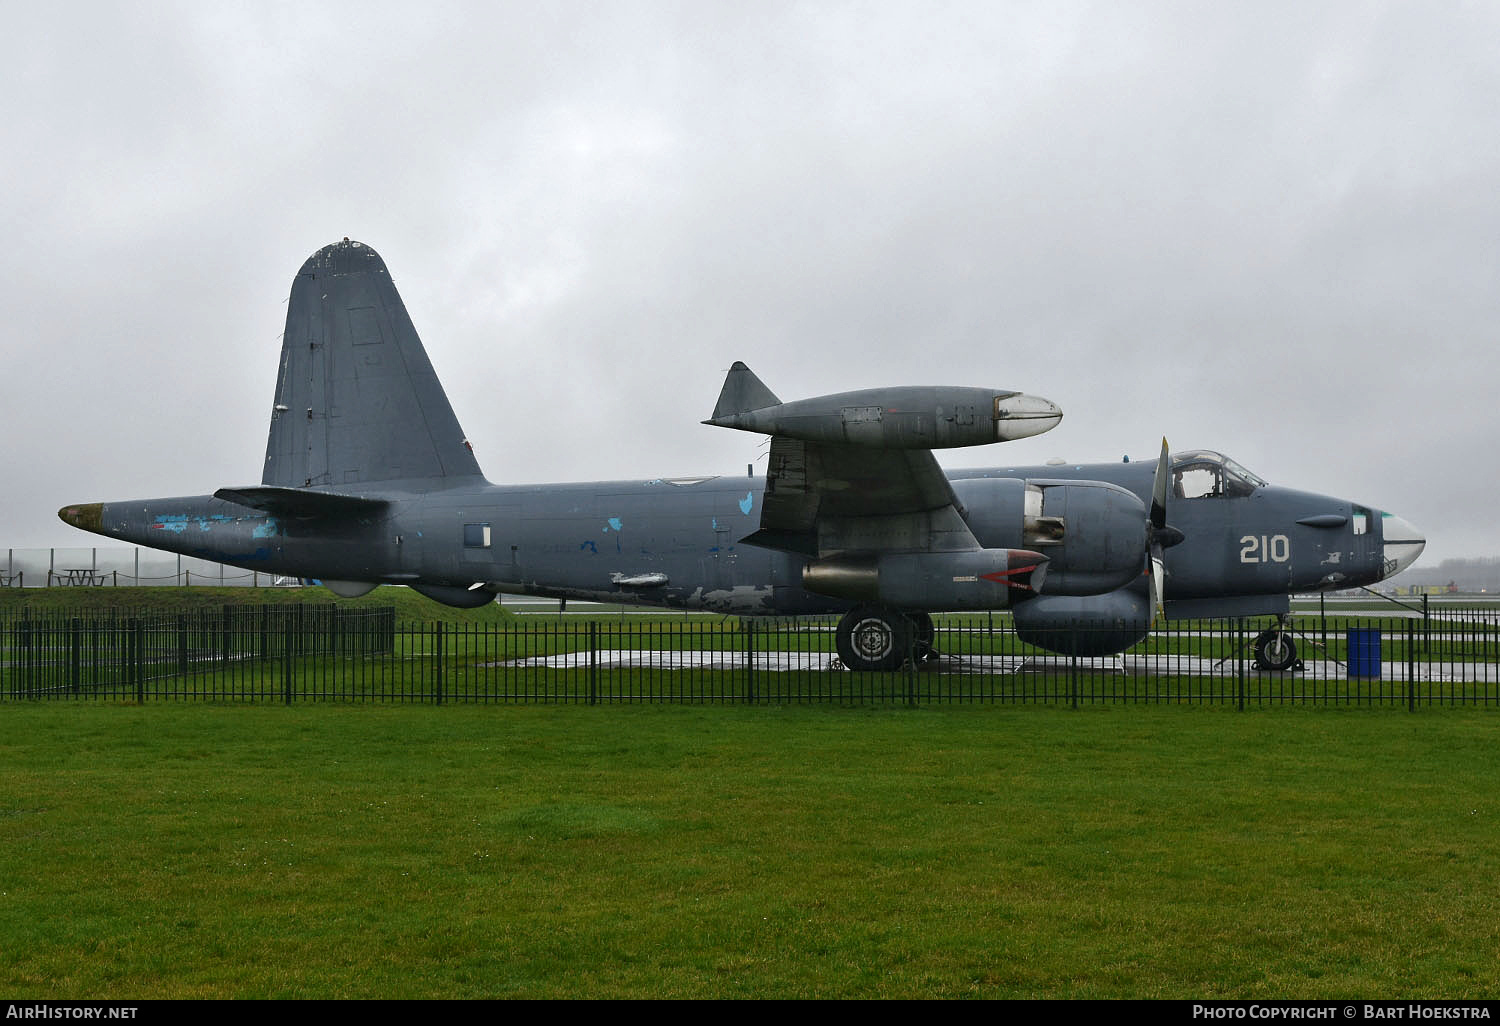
[2, 702, 1498, 998]
[0, 585, 514, 624]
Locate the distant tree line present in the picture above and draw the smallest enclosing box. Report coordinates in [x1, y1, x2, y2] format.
[1393, 557, 1500, 594]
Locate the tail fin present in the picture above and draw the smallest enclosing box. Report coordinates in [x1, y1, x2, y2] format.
[263, 239, 483, 489]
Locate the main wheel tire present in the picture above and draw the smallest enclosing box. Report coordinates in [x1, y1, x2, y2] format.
[1254, 628, 1298, 671]
[836, 606, 913, 672]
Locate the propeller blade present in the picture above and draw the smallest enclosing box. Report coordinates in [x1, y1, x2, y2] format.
[1147, 438, 1174, 625]
[1150, 550, 1166, 624]
[1150, 437, 1169, 531]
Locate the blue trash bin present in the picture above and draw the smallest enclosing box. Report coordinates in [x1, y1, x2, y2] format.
[1347, 628, 1382, 678]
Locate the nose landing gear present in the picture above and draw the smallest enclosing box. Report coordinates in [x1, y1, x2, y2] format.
[1253, 621, 1302, 671]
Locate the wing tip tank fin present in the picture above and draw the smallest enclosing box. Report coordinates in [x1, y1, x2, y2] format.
[707, 361, 782, 423]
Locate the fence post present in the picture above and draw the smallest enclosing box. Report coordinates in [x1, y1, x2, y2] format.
[176, 614, 188, 679]
[744, 620, 756, 704]
[435, 623, 444, 706]
[589, 621, 598, 706]
[20, 619, 32, 697]
[132, 618, 144, 703]
[283, 614, 293, 706]
[1407, 619, 1416, 712]
[1236, 618, 1246, 711]
[69, 617, 81, 695]
[1069, 651, 1078, 710]
[1236, 621, 1248, 708]
[906, 632, 917, 708]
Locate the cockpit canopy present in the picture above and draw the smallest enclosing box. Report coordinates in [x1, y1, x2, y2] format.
[1170, 450, 1267, 499]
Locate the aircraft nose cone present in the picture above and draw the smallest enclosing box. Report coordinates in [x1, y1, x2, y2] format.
[1380, 513, 1425, 579]
[994, 393, 1063, 441]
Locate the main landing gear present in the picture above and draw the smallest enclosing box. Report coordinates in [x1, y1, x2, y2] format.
[835, 606, 938, 671]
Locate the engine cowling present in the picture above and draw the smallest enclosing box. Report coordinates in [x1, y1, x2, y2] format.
[802, 548, 1047, 611]
[1010, 590, 1152, 656]
[951, 477, 1146, 595]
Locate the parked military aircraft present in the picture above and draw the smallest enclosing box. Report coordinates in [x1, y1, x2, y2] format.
[59, 240, 1425, 670]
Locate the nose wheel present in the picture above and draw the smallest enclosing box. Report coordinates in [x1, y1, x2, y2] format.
[1253, 623, 1301, 671]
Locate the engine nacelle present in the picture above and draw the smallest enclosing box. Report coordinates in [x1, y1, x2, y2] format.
[951, 477, 1146, 595]
[1011, 590, 1152, 656]
[802, 548, 1048, 611]
[706, 386, 1062, 447]
[411, 583, 496, 608]
[321, 579, 378, 598]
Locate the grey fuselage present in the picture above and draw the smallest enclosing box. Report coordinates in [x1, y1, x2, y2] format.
[81, 456, 1399, 619]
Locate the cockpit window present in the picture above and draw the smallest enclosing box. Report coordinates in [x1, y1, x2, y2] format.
[1170, 450, 1266, 499]
[1174, 464, 1222, 499]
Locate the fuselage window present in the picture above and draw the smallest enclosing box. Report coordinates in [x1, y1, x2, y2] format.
[464, 523, 492, 548]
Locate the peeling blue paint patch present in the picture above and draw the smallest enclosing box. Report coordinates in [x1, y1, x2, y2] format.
[739, 492, 754, 515]
[580, 540, 598, 553]
[712, 517, 720, 531]
[251, 518, 280, 539]
[605, 517, 623, 532]
[153, 516, 189, 534]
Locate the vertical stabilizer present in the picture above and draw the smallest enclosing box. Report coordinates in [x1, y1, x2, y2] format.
[263, 239, 483, 489]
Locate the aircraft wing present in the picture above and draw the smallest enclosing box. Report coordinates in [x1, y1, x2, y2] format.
[746, 437, 978, 557]
[705, 362, 1062, 559]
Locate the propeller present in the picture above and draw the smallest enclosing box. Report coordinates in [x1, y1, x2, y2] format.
[1147, 438, 1186, 623]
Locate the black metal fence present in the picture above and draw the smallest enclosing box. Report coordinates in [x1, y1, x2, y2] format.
[2, 606, 1498, 707]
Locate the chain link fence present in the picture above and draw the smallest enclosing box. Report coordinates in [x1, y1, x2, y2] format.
[2, 547, 290, 589]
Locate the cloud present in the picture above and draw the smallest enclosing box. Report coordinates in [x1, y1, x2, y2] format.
[3, 1, 1495, 565]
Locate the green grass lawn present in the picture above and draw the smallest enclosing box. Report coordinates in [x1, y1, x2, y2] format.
[2, 702, 1498, 998]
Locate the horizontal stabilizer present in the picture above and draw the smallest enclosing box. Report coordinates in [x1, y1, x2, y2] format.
[709, 361, 782, 421]
[214, 486, 391, 518]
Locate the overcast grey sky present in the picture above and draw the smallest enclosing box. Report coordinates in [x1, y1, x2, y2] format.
[3, 1, 1495, 566]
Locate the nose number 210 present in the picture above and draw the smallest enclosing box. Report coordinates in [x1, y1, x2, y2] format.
[1240, 534, 1290, 563]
